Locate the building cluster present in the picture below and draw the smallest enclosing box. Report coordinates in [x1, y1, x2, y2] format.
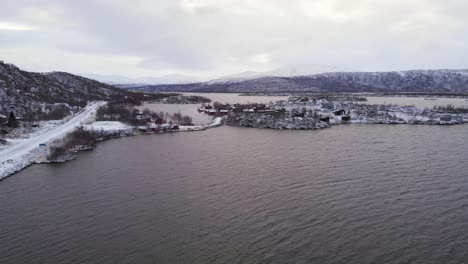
[198, 103, 282, 116]
[132, 109, 180, 133]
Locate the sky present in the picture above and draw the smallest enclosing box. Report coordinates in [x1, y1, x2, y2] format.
[0, 0, 467, 80]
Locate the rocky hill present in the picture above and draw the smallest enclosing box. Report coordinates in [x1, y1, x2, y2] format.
[0, 61, 143, 117]
[127, 69, 468, 94]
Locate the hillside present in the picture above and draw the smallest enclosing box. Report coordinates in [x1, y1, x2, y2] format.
[126, 70, 468, 94]
[0, 61, 144, 117]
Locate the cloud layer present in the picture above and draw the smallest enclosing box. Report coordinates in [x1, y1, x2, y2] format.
[1, 0, 467, 79]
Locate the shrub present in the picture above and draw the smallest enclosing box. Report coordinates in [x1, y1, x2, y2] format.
[434, 104, 468, 114]
[180, 115, 193, 125]
[48, 127, 97, 160]
[38, 108, 71, 120]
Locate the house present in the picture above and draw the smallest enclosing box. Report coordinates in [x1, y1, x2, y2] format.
[206, 109, 218, 115]
[291, 109, 305, 117]
[155, 117, 165, 125]
[136, 114, 152, 121]
[0, 114, 7, 125]
[254, 105, 266, 112]
[334, 109, 346, 116]
[137, 126, 148, 133]
[219, 109, 229, 115]
[103, 113, 121, 120]
[232, 107, 244, 113]
[341, 115, 351, 121]
[440, 115, 452, 122]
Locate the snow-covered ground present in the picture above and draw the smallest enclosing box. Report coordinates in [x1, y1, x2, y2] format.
[0, 101, 106, 179]
[1, 111, 222, 179]
[210, 117, 223, 127]
[176, 117, 224, 131]
[83, 121, 132, 132]
[0, 123, 57, 153]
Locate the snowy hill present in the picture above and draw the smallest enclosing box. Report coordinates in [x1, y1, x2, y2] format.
[126, 69, 468, 94]
[0, 61, 141, 116]
[82, 73, 202, 85]
[206, 65, 353, 84]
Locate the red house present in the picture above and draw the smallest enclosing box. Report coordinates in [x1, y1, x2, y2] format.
[155, 117, 165, 125]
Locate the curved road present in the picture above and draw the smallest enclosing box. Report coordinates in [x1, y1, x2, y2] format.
[0, 101, 106, 164]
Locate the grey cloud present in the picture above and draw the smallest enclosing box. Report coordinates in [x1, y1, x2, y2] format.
[1, 0, 468, 78]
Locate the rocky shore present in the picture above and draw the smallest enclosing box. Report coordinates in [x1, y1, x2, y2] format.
[226, 112, 330, 129]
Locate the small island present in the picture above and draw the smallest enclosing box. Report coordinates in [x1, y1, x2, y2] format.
[199, 96, 468, 130]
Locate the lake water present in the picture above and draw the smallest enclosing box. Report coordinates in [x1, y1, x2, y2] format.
[1, 94, 468, 264]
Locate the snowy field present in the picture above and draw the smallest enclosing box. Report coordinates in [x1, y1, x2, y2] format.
[83, 121, 132, 132]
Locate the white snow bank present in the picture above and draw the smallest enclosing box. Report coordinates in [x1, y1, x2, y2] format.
[84, 121, 132, 132]
[177, 117, 223, 132]
[209, 117, 223, 127]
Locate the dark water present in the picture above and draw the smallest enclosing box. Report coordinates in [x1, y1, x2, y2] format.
[1, 124, 468, 264]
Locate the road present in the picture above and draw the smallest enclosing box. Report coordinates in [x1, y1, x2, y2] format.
[0, 101, 106, 164]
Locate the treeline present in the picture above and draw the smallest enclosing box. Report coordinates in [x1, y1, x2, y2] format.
[96, 103, 136, 124]
[171, 112, 193, 125]
[433, 104, 468, 113]
[96, 102, 194, 126]
[112, 92, 181, 105]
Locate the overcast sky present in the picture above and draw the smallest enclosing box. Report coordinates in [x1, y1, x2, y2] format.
[1, 0, 467, 79]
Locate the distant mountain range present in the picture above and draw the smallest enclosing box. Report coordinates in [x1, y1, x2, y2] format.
[125, 70, 468, 94]
[83, 65, 352, 85]
[0, 61, 142, 116]
[81, 73, 203, 85]
[206, 65, 353, 84]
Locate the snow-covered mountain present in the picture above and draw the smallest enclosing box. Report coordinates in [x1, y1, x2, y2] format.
[206, 65, 353, 84]
[206, 71, 267, 84]
[84, 65, 351, 85]
[82, 73, 202, 85]
[126, 69, 468, 94]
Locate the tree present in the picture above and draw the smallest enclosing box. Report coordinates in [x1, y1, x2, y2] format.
[213, 101, 222, 110]
[7, 111, 18, 128]
[180, 115, 193, 125]
[172, 112, 183, 123]
[142, 108, 151, 115]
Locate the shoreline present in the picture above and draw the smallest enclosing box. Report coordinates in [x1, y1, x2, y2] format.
[1, 117, 466, 181]
[0, 117, 223, 181]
